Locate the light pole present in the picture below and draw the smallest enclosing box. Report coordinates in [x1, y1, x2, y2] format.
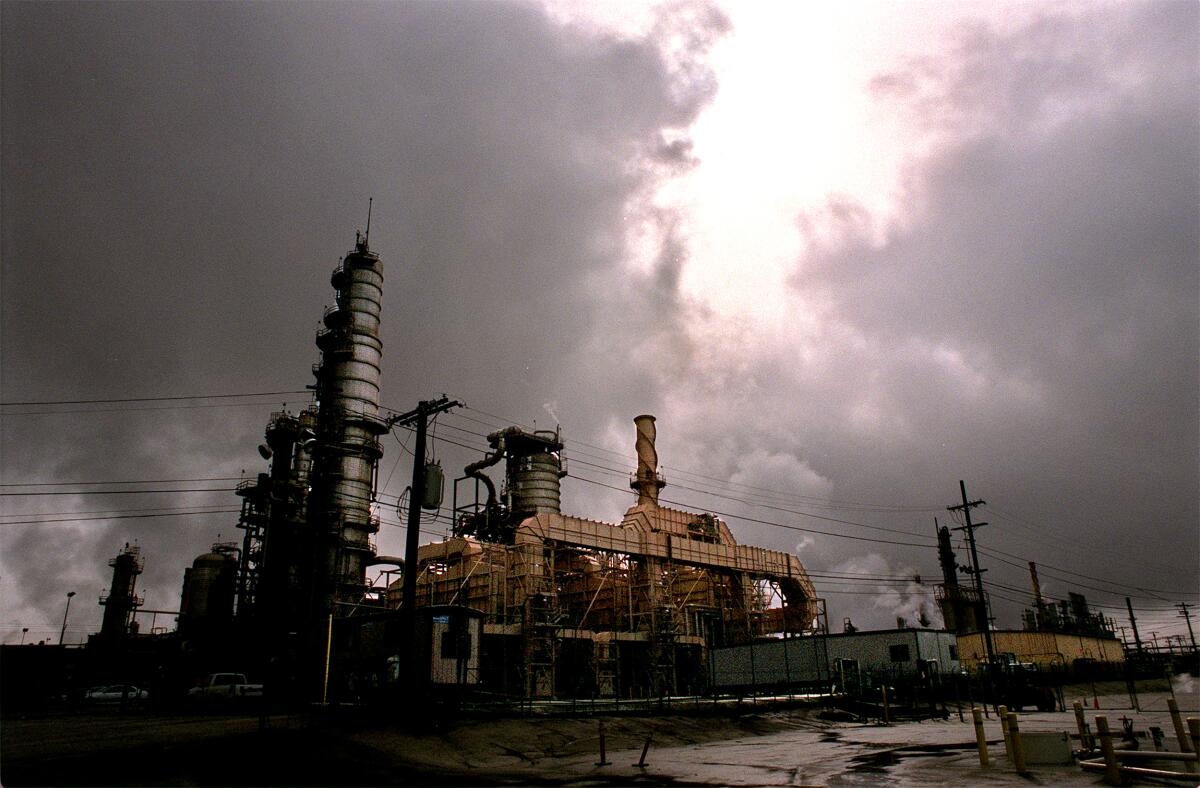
[20, 627, 28, 645]
[59, 591, 76, 645]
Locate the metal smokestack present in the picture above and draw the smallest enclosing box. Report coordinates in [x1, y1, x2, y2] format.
[1028, 561, 1044, 607]
[937, 525, 958, 588]
[630, 414, 666, 507]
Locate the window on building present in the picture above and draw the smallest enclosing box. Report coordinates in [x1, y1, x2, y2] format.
[889, 644, 910, 662]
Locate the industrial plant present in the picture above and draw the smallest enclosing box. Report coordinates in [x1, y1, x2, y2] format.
[3, 231, 1192, 721]
[181, 231, 822, 703]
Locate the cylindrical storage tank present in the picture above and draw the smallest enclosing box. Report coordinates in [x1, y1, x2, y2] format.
[182, 550, 237, 626]
[508, 449, 562, 514]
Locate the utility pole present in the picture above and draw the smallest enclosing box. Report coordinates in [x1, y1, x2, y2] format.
[1177, 602, 1197, 653]
[948, 480, 995, 669]
[389, 396, 461, 627]
[1125, 597, 1144, 655]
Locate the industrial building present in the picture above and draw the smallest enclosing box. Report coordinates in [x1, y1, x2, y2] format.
[933, 518, 1124, 672]
[710, 628, 960, 692]
[388, 416, 820, 698]
[955, 629, 1124, 670]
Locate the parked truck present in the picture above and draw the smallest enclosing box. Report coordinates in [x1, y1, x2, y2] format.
[187, 673, 263, 703]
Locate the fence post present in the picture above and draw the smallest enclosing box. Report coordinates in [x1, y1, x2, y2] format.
[1007, 712, 1027, 775]
[1095, 715, 1121, 786]
[972, 707, 989, 767]
[635, 730, 653, 768]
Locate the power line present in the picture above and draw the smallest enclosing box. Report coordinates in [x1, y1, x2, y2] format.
[987, 504, 1194, 577]
[435, 420, 940, 544]
[976, 545, 1196, 600]
[450, 408, 942, 513]
[0, 477, 242, 488]
[0, 510, 239, 526]
[0, 488, 234, 497]
[0, 503, 241, 518]
[0, 390, 309, 407]
[568, 473, 935, 549]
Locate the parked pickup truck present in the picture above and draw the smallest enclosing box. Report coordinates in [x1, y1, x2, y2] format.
[187, 673, 263, 702]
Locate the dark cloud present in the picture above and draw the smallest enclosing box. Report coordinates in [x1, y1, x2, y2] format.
[777, 1, 1197, 626]
[1, 0, 727, 638]
[2, 0, 1193, 644]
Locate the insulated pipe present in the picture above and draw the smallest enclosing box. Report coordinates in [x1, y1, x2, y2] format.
[464, 431, 507, 509]
[631, 414, 665, 506]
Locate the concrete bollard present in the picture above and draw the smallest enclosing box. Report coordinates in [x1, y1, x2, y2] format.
[1074, 700, 1091, 752]
[1095, 716, 1121, 787]
[595, 719, 610, 766]
[998, 705, 1011, 757]
[973, 707, 989, 767]
[1007, 712, 1028, 775]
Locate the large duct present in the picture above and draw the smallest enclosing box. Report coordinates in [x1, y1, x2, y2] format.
[309, 235, 388, 618]
[630, 414, 666, 507]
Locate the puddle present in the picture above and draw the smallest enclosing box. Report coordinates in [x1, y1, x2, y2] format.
[845, 743, 968, 774]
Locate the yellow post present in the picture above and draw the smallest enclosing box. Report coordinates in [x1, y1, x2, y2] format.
[1189, 718, 1200, 772]
[1096, 715, 1121, 786]
[1007, 712, 1027, 774]
[322, 612, 334, 705]
[998, 704, 1010, 757]
[1168, 699, 1192, 772]
[973, 707, 989, 767]
[1074, 700, 1091, 752]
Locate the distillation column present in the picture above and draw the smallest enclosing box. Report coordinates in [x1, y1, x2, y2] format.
[309, 235, 388, 619]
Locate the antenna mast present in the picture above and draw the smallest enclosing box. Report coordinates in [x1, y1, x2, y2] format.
[365, 197, 373, 247]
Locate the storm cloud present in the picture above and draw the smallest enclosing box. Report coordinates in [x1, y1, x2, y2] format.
[1, 0, 1195, 642]
[1, 0, 727, 639]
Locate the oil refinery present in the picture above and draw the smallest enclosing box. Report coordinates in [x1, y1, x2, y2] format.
[3, 232, 1190, 711]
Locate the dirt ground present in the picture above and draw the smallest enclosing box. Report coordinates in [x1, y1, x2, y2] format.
[3, 678, 1197, 787]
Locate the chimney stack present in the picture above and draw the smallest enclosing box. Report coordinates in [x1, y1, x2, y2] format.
[630, 414, 666, 507]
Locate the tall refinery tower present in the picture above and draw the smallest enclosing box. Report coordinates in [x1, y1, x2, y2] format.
[308, 229, 388, 622]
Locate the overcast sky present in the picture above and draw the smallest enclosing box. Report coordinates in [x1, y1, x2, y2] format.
[2, 0, 1196, 647]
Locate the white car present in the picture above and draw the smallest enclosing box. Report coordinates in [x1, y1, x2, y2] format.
[83, 685, 148, 704]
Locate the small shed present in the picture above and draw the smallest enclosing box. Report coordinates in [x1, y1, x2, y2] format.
[412, 605, 484, 687]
